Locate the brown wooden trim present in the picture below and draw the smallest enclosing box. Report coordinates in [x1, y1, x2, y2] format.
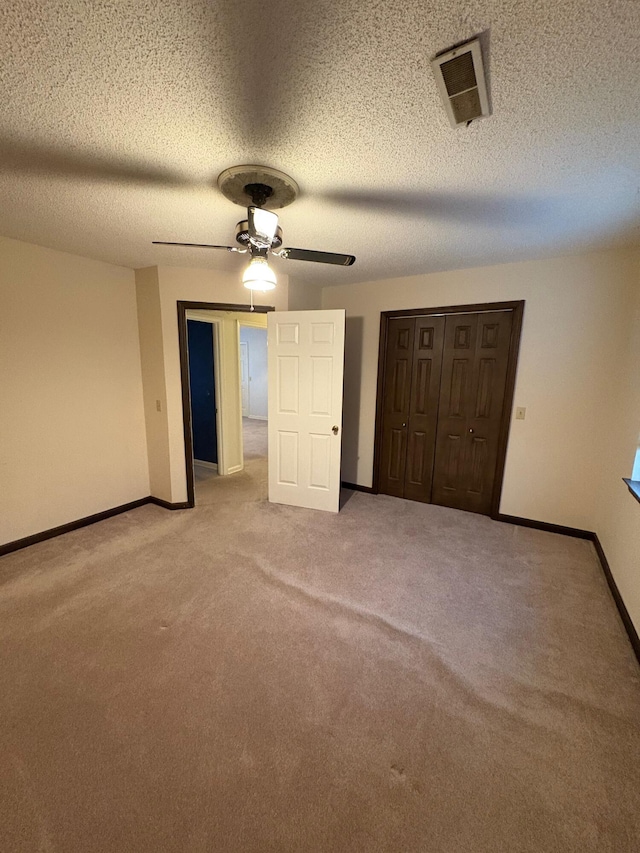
[373, 300, 525, 512]
[0, 498, 152, 556]
[148, 497, 191, 510]
[623, 478, 640, 505]
[371, 311, 390, 494]
[494, 512, 593, 539]
[341, 481, 375, 494]
[177, 302, 196, 508]
[176, 300, 275, 509]
[179, 301, 272, 314]
[592, 533, 640, 665]
[378, 301, 524, 319]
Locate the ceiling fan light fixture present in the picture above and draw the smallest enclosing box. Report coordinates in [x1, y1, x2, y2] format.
[242, 256, 277, 291]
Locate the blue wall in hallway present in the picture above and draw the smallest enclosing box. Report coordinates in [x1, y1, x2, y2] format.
[187, 320, 217, 464]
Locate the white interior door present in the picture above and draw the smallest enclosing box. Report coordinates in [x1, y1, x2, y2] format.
[268, 309, 345, 513]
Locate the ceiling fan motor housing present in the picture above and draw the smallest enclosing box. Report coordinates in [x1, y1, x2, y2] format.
[235, 220, 283, 249]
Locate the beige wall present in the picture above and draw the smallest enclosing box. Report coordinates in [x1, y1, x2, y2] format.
[1, 237, 149, 544]
[288, 279, 322, 311]
[593, 272, 640, 633]
[135, 267, 172, 498]
[322, 248, 638, 528]
[322, 246, 640, 631]
[152, 266, 288, 503]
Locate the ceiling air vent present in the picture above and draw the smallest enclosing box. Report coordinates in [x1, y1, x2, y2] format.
[431, 38, 490, 128]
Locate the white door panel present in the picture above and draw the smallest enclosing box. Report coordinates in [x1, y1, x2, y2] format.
[268, 309, 345, 512]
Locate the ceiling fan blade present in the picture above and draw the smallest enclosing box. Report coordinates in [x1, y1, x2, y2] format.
[320, 190, 554, 226]
[0, 136, 192, 187]
[279, 247, 356, 266]
[152, 241, 237, 251]
[213, 5, 322, 147]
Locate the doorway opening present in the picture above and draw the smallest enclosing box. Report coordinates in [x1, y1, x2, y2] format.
[240, 323, 268, 422]
[187, 317, 219, 473]
[177, 301, 273, 508]
[373, 301, 524, 517]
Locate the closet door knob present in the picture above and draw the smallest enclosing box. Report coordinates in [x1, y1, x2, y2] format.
[469, 428, 474, 434]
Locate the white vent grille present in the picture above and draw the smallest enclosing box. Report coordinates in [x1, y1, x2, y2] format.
[431, 39, 490, 127]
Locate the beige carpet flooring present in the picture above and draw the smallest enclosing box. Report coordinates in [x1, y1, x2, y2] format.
[1, 424, 640, 851]
[193, 418, 268, 506]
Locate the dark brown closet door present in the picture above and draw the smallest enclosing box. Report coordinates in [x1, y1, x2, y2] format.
[379, 318, 415, 497]
[431, 311, 513, 514]
[379, 316, 444, 501]
[403, 316, 444, 502]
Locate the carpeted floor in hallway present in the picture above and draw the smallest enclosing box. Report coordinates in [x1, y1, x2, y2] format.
[1, 425, 639, 852]
[193, 417, 268, 506]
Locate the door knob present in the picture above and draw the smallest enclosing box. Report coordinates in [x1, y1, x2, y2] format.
[402, 423, 407, 428]
[332, 425, 339, 435]
[469, 428, 474, 434]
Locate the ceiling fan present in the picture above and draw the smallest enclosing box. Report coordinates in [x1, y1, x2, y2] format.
[152, 165, 356, 291]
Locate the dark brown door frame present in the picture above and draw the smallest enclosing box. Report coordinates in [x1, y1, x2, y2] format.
[177, 300, 274, 508]
[372, 300, 525, 518]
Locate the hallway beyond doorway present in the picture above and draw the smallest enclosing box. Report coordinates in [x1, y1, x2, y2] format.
[194, 418, 267, 506]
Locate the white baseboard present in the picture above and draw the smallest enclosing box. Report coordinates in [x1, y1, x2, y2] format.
[227, 464, 243, 474]
[194, 459, 218, 471]
[246, 415, 268, 421]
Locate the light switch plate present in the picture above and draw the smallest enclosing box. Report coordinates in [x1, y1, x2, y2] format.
[515, 406, 526, 420]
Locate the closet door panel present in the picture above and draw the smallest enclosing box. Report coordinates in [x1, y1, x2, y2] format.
[379, 318, 415, 498]
[431, 314, 478, 509]
[463, 311, 513, 513]
[404, 316, 445, 502]
[432, 311, 513, 514]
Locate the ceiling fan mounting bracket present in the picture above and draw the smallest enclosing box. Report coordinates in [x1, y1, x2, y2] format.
[217, 165, 299, 210]
[244, 183, 273, 208]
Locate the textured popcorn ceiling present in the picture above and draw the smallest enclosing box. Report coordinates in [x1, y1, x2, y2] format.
[0, 0, 639, 285]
